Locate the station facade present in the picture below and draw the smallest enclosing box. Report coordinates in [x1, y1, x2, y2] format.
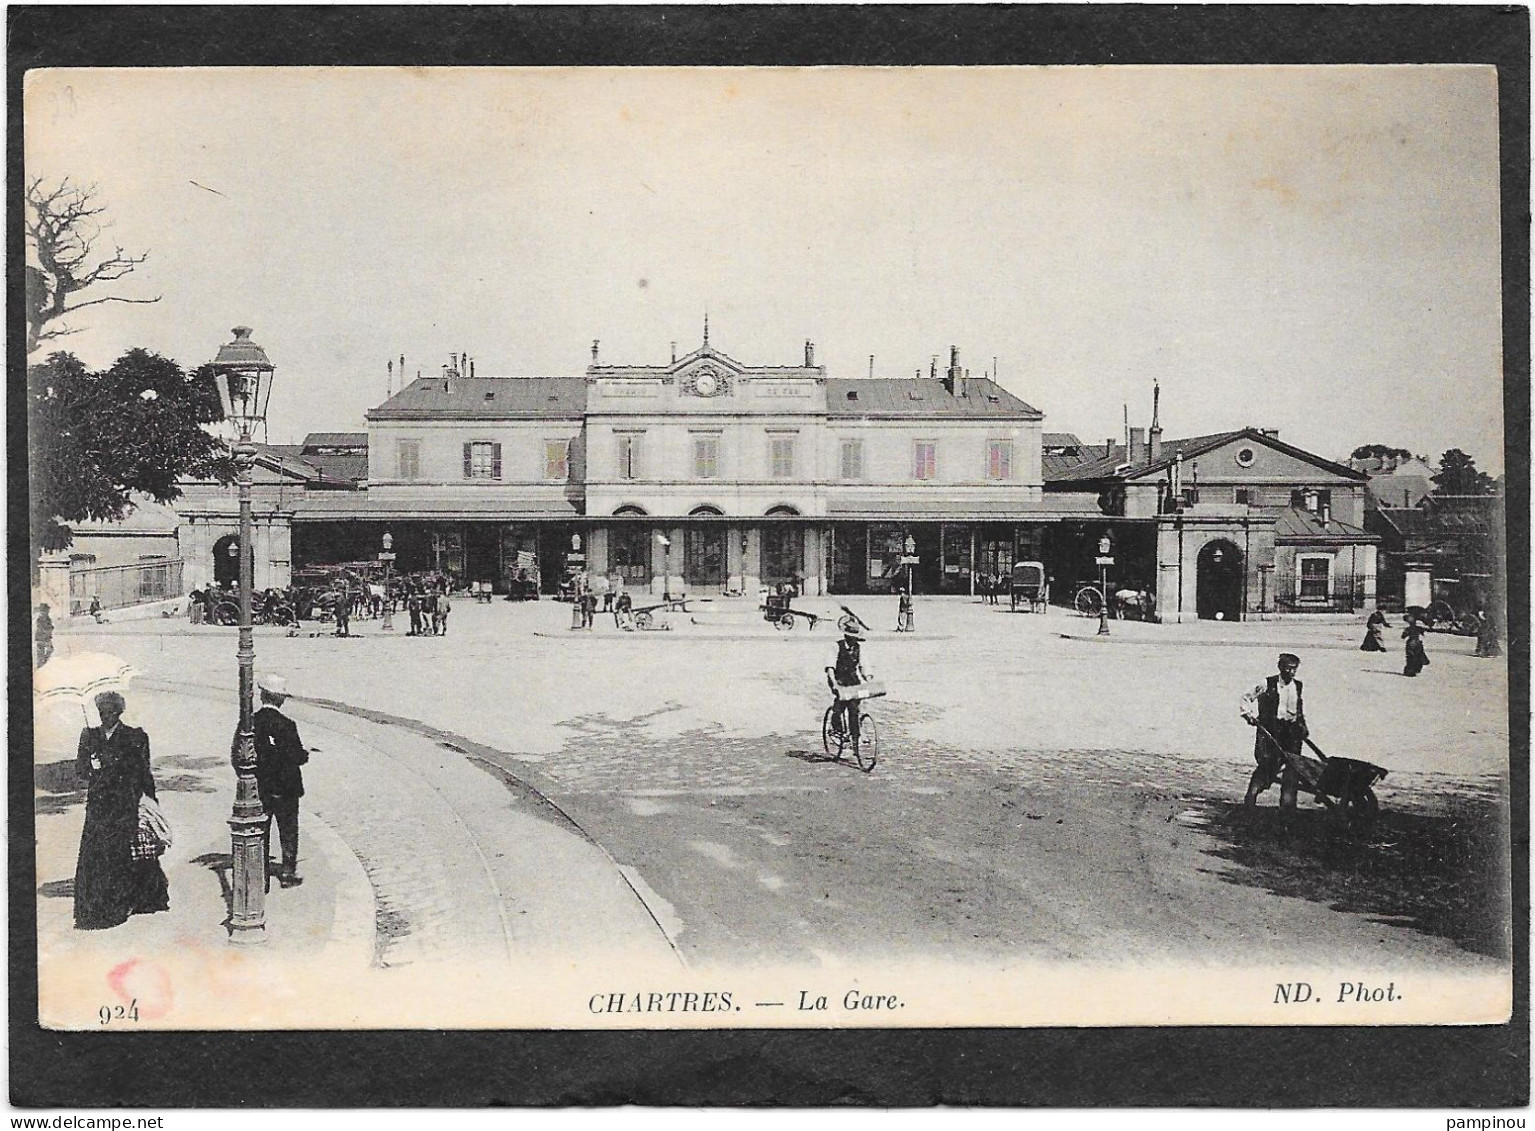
[292, 335, 1100, 597]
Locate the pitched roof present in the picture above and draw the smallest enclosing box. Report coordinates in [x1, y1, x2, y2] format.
[1045, 430, 1242, 483]
[1365, 476, 1433, 509]
[1044, 428, 1367, 485]
[826, 377, 1041, 419]
[302, 432, 367, 450]
[1273, 505, 1376, 543]
[368, 376, 588, 420]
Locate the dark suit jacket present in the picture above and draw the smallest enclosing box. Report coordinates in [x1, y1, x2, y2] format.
[253, 705, 308, 801]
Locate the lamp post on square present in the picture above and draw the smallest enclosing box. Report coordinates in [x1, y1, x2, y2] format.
[1096, 533, 1114, 636]
[379, 531, 395, 632]
[210, 327, 276, 944]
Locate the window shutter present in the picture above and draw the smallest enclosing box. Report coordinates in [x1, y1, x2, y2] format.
[492, 443, 503, 479]
[463, 443, 472, 478]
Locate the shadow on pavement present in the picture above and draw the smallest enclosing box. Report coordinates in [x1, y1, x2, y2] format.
[191, 851, 235, 928]
[34, 760, 86, 815]
[1190, 797, 1509, 959]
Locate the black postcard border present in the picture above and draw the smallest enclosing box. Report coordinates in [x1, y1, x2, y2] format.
[8, 4, 1529, 1109]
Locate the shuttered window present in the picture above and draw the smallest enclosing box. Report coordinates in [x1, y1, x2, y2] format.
[840, 439, 864, 480]
[397, 439, 420, 480]
[913, 440, 937, 480]
[986, 440, 1012, 480]
[463, 441, 501, 479]
[544, 439, 569, 480]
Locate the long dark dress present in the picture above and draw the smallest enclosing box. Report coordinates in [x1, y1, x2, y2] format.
[1360, 611, 1389, 652]
[1403, 624, 1430, 677]
[73, 723, 169, 929]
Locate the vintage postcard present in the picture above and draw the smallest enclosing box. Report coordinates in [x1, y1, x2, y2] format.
[23, 62, 1511, 1039]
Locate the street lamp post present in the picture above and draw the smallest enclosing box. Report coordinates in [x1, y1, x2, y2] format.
[211, 327, 276, 944]
[380, 531, 395, 632]
[1097, 533, 1113, 637]
[657, 533, 672, 600]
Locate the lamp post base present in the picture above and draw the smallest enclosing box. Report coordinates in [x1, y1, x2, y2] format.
[228, 810, 268, 944]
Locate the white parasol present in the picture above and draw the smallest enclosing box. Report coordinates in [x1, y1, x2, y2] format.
[34, 651, 139, 720]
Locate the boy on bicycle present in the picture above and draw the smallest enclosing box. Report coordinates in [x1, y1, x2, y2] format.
[830, 623, 869, 749]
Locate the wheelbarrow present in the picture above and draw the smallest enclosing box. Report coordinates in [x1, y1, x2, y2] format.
[1256, 724, 1388, 823]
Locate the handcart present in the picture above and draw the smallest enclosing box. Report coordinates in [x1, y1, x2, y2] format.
[632, 595, 691, 630]
[1255, 724, 1388, 823]
[761, 590, 821, 631]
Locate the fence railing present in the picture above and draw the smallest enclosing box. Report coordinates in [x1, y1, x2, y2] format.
[68, 560, 185, 615]
[1269, 570, 1363, 613]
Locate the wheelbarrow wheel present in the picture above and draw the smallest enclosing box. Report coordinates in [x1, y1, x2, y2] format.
[776, 613, 794, 631]
[1345, 787, 1379, 823]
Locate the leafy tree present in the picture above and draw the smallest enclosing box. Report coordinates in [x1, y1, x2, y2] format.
[1431, 448, 1497, 496]
[28, 350, 234, 555]
[1350, 443, 1418, 462]
[25, 178, 160, 356]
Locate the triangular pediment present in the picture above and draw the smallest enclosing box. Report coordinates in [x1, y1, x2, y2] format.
[671, 343, 746, 376]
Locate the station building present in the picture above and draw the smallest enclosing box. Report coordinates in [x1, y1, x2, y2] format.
[50, 327, 1379, 623]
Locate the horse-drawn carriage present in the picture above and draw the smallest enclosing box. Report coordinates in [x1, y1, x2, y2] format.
[1009, 562, 1049, 612]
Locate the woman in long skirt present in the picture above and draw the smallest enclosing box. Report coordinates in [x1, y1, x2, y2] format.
[1403, 618, 1431, 677]
[74, 691, 169, 930]
[1360, 609, 1390, 651]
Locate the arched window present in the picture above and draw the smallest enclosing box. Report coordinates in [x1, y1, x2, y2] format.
[613, 504, 648, 516]
[689, 505, 724, 516]
[765, 505, 800, 516]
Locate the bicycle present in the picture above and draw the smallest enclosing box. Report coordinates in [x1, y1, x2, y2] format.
[1072, 581, 1107, 617]
[822, 666, 880, 772]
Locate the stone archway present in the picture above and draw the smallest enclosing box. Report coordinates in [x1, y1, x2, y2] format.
[1196, 538, 1244, 621]
[212, 533, 241, 586]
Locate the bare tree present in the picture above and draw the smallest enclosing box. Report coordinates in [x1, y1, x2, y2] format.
[25, 178, 160, 356]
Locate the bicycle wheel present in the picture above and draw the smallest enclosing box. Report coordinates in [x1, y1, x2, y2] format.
[855, 713, 879, 772]
[1428, 600, 1455, 630]
[1074, 587, 1101, 617]
[635, 610, 653, 629]
[776, 613, 795, 631]
[822, 705, 842, 761]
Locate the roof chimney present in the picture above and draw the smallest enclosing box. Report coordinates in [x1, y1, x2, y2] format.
[805, 340, 815, 366]
[868, 355, 875, 378]
[592, 339, 600, 364]
[671, 341, 677, 363]
[469, 358, 476, 379]
[1129, 427, 1146, 466]
[930, 355, 939, 379]
[1107, 438, 1116, 458]
[1149, 380, 1163, 463]
[945, 345, 964, 397]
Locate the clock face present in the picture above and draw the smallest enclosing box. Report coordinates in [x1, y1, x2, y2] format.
[693, 370, 719, 396]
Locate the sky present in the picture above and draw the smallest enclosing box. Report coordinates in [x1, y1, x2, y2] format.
[24, 66, 1505, 471]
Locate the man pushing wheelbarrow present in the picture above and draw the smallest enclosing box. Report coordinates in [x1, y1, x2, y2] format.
[1239, 651, 1387, 821]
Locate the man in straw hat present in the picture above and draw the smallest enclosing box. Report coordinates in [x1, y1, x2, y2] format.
[1239, 652, 1308, 809]
[253, 674, 311, 887]
[829, 622, 872, 753]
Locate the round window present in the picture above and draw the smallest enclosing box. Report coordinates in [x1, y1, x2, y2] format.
[1234, 447, 1256, 467]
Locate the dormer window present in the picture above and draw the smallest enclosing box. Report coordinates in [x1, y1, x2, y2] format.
[484, 392, 495, 401]
[907, 390, 923, 401]
[847, 390, 859, 401]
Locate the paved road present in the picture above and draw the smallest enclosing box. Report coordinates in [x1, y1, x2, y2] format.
[45, 596, 1508, 972]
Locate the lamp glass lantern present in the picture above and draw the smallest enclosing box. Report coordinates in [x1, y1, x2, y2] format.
[211, 327, 276, 438]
